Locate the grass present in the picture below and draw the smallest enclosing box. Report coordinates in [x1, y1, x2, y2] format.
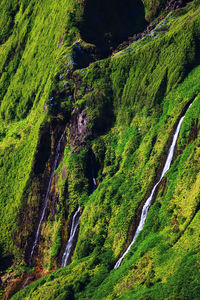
[1, 0, 200, 299]
[0, 0, 82, 258]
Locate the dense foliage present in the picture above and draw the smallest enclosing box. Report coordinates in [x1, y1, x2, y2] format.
[1, 0, 200, 299]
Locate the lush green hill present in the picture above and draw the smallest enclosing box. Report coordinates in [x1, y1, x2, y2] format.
[1, 0, 200, 299]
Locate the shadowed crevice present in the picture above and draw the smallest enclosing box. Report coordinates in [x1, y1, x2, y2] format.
[79, 0, 147, 55]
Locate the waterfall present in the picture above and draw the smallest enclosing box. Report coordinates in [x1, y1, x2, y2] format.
[61, 207, 81, 267]
[114, 103, 192, 269]
[90, 150, 97, 192]
[61, 150, 97, 268]
[29, 131, 65, 265]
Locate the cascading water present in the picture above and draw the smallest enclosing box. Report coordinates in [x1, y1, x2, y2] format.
[114, 103, 192, 269]
[29, 131, 65, 265]
[90, 150, 97, 192]
[61, 207, 81, 267]
[61, 150, 97, 268]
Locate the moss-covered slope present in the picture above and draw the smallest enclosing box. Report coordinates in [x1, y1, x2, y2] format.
[1, 0, 200, 299]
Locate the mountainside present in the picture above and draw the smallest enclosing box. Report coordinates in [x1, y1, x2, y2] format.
[1, 0, 200, 299]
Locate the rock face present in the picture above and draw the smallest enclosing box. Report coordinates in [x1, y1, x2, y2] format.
[15, 119, 66, 264]
[69, 110, 89, 146]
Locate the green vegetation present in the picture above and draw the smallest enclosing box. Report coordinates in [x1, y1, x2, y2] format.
[1, 0, 200, 299]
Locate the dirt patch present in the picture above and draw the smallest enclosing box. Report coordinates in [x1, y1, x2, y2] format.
[1, 266, 52, 300]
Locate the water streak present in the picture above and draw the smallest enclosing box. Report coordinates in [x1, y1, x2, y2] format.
[29, 131, 65, 264]
[90, 150, 97, 192]
[61, 207, 81, 267]
[114, 104, 192, 269]
[61, 150, 97, 268]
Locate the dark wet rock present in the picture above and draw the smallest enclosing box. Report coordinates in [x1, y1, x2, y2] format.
[79, 0, 147, 54]
[72, 42, 94, 69]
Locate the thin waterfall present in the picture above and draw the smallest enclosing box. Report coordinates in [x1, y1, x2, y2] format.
[90, 150, 97, 192]
[61, 207, 81, 267]
[29, 131, 65, 265]
[61, 150, 97, 268]
[114, 103, 192, 269]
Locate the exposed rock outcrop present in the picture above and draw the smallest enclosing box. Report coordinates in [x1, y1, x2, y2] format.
[69, 109, 90, 147]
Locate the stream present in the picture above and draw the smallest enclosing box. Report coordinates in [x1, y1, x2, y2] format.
[61, 149, 97, 267]
[114, 103, 192, 269]
[29, 131, 65, 265]
[61, 206, 81, 267]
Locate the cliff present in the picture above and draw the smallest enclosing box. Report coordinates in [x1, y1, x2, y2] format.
[1, 0, 200, 299]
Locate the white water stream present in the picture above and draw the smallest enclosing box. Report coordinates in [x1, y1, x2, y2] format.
[29, 131, 65, 264]
[90, 150, 97, 192]
[114, 104, 192, 269]
[61, 206, 81, 267]
[61, 150, 97, 268]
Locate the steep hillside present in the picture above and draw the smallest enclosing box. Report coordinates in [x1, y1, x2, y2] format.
[1, 0, 200, 299]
